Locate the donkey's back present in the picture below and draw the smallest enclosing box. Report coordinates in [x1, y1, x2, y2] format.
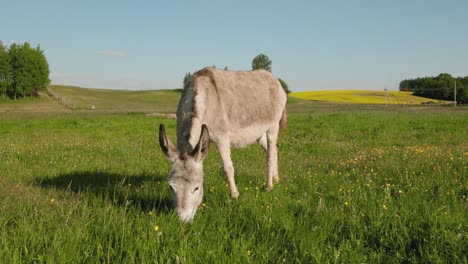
[187, 67, 287, 147]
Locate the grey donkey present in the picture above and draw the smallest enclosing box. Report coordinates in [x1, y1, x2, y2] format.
[159, 67, 287, 222]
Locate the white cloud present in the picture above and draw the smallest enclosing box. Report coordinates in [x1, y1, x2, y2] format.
[96, 49, 127, 58]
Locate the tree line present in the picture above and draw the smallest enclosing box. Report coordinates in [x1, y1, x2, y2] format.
[183, 54, 291, 94]
[0, 41, 50, 100]
[399, 73, 468, 104]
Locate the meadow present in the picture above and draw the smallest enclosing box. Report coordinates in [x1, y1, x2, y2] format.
[0, 91, 467, 263]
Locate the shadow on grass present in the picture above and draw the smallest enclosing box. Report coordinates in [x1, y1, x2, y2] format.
[35, 171, 173, 214]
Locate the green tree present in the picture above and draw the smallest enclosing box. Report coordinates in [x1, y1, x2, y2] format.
[455, 78, 466, 104]
[8, 42, 50, 99]
[278, 78, 291, 94]
[460, 77, 468, 103]
[251, 53, 291, 94]
[8, 43, 24, 99]
[31, 45, 50, 96]
[252, 53, 272, 72]
[183, 72, 192, 89]
[399, 73, 468, 103]
[0, 42, 12, 100]
[399, 80, 410, 91]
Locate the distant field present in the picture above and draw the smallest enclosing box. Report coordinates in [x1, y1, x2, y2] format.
[1, 86, 459, 116]
[290, 90, 450, 105]
[48, 85, 181, 113]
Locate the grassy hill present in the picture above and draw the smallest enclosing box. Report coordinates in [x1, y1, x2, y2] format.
[0, 92, 68, 113]
[290, 90, 450, 105]
[48, 85, 181, 113]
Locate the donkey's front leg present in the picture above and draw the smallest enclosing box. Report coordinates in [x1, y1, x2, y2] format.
[266, 126, 279, 191]
[217, 140, 239, 198]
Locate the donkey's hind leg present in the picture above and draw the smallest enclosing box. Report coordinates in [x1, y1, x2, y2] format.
[266, 125, 280, 191]
[258, 132, 279, 185]
[257, 133, 267, 151]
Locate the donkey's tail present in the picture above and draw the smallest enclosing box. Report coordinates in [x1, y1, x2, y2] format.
[279, 108, 287, 130]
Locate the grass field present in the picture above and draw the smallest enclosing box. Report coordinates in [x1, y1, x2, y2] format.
[47, 85, 181, 113]
[1, 96, 467, 262]
[290, 90, 450, 105]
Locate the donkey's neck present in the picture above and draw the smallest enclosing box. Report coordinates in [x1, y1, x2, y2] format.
[176, 85, 204, 155]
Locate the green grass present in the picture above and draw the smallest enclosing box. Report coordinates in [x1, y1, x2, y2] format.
[0, 108, 467, 263]
[290, 90, 451, 105]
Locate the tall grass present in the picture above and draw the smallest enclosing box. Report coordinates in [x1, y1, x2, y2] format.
[0, 109, 466, 263]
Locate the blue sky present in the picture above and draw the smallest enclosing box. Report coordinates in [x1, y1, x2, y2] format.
[2, 1, 467, 91]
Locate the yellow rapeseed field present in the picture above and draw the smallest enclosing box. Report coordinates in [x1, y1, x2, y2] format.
[290, 90, 446, 104]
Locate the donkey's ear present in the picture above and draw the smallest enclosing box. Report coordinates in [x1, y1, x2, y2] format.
[191, 125, 210, 162]
[159, 124, 178, 162]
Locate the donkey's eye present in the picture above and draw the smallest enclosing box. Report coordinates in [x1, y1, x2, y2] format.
[193, 187, 200, 193]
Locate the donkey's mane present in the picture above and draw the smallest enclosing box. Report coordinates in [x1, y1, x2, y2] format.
[176, 83, 197, 158]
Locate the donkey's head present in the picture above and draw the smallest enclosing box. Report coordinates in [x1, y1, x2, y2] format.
[158, 124, 210, 222]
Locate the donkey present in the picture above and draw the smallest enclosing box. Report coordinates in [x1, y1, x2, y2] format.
[159, 67, 287, 222]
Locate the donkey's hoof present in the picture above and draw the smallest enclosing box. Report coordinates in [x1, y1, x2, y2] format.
[231, 190, 239, 199]
[273, 175, 280, 183]
[265, 185, 274, 192]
